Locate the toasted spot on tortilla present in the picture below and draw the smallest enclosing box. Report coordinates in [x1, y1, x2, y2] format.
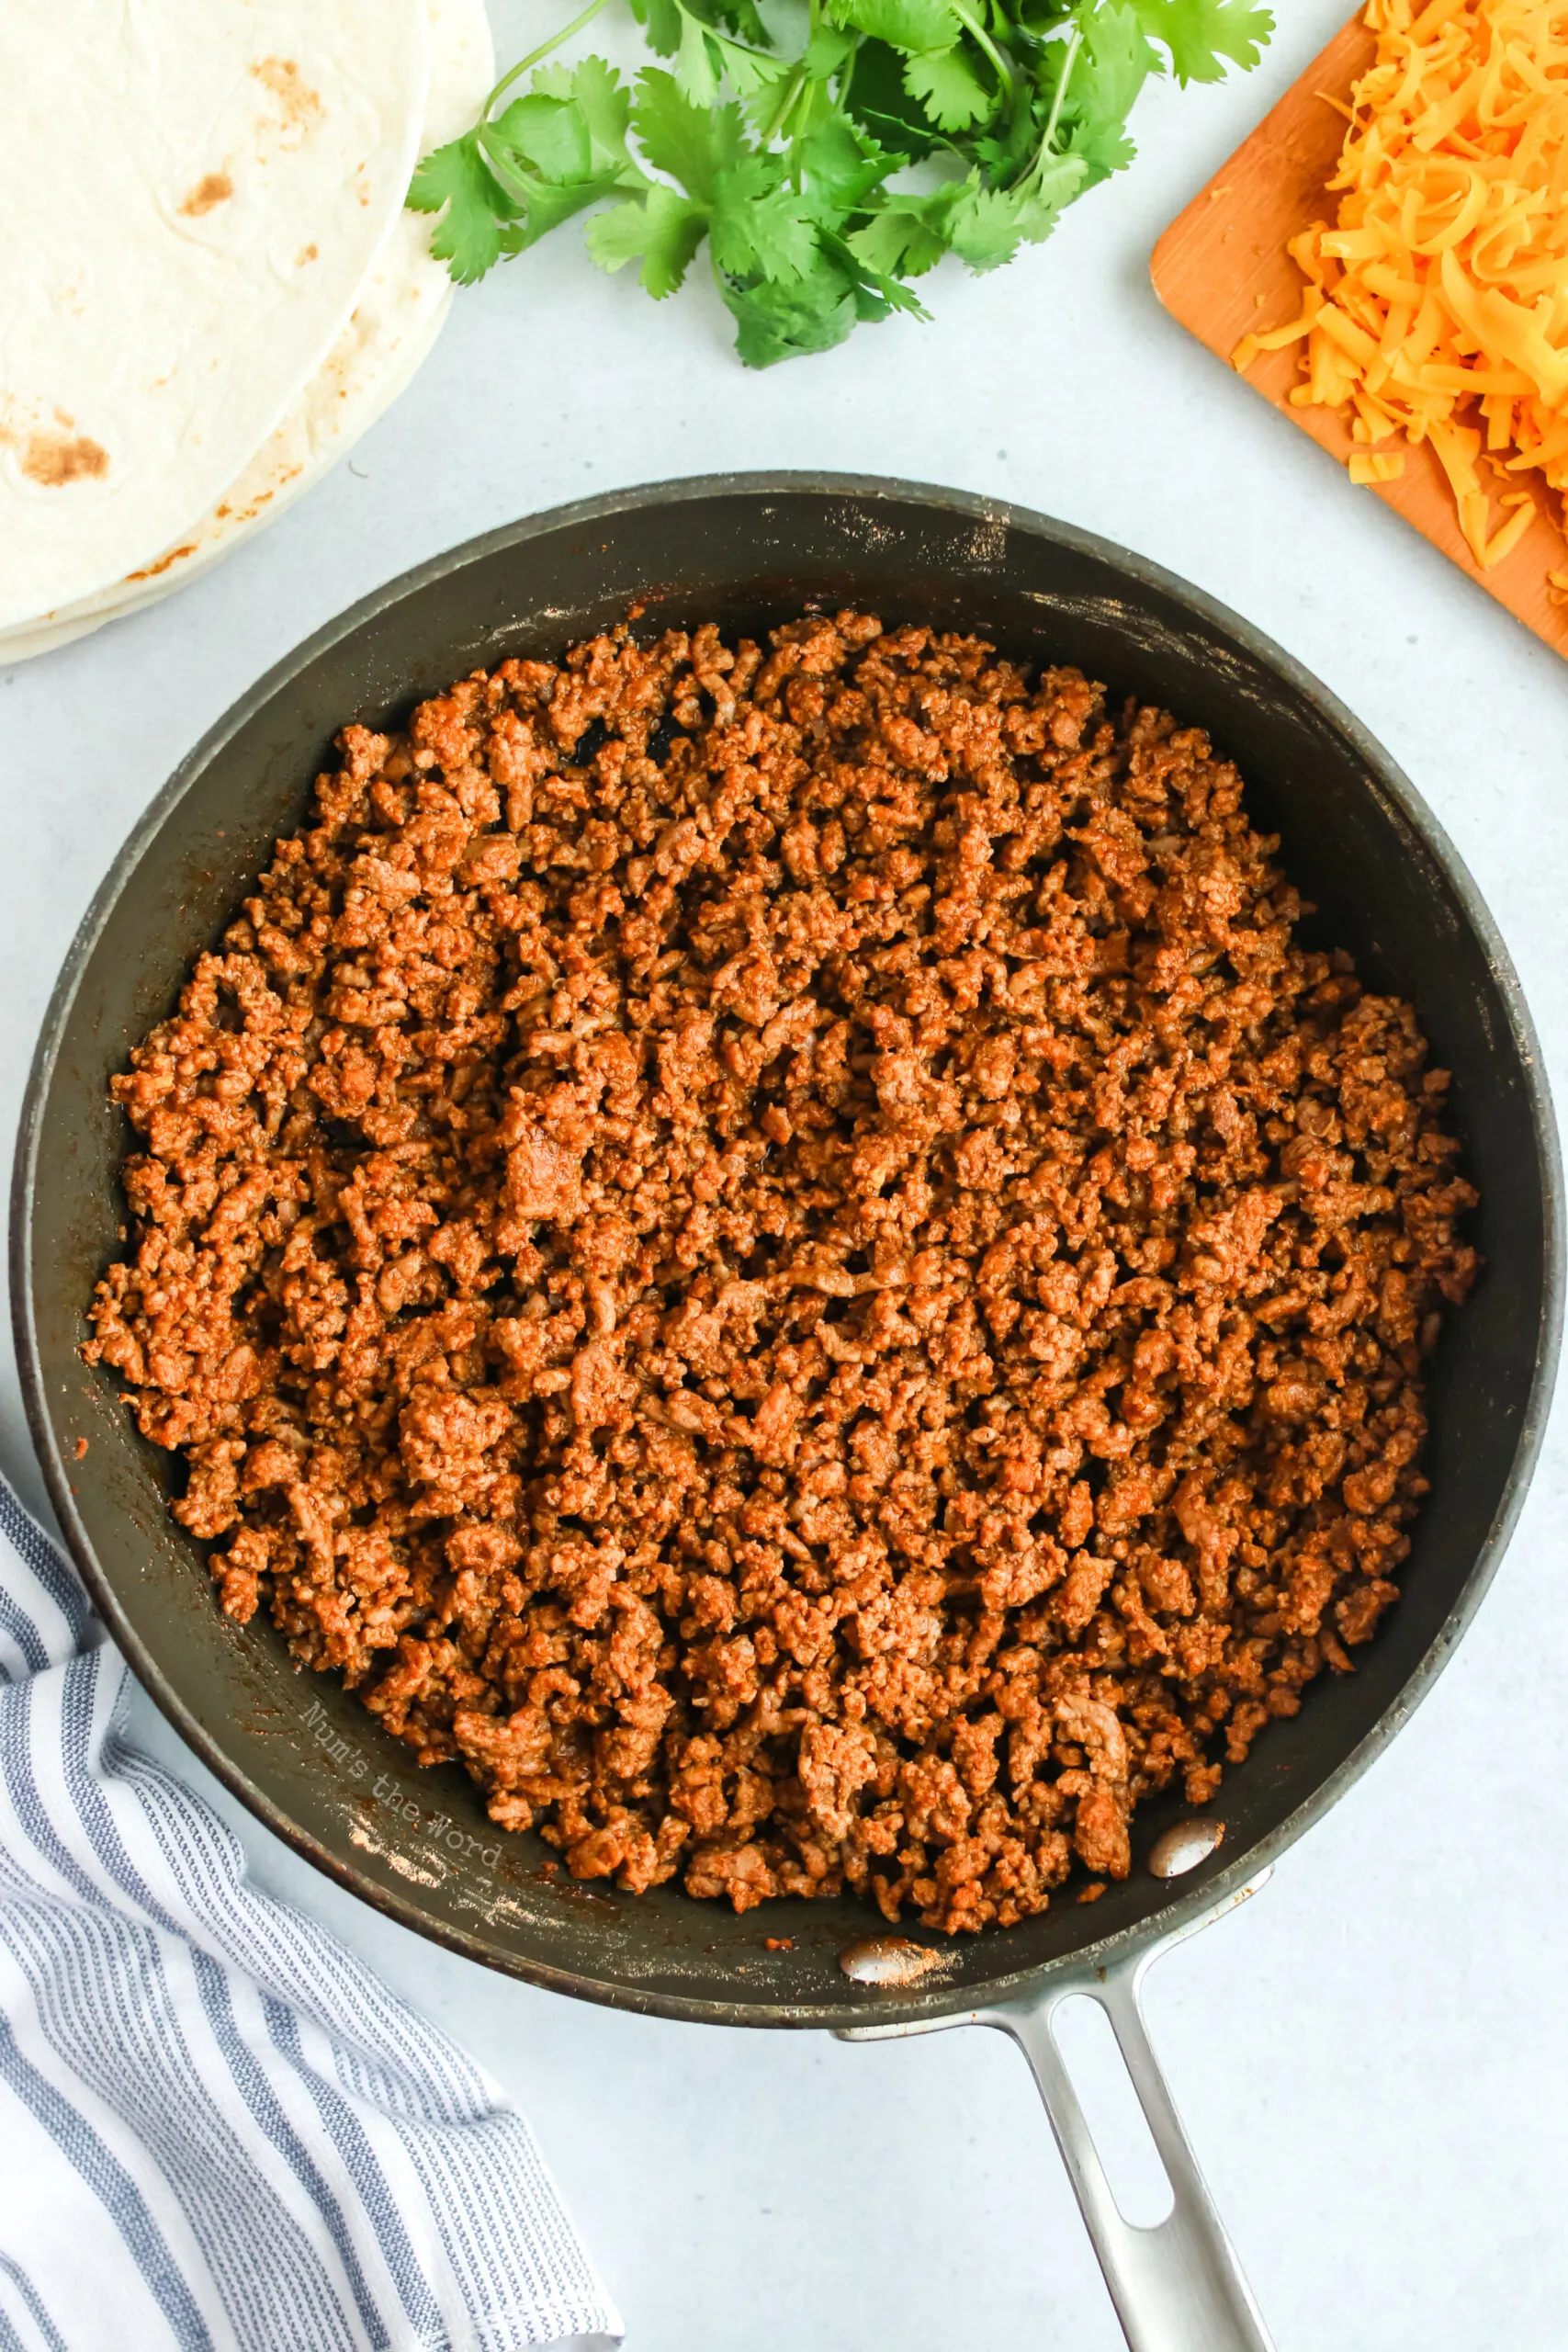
[295, 243, 319, 266]
[21, 435, 108, 487]
[127, 542, 198, 582]
[179, 171, 234, 218]
[251, 57, 321, 130]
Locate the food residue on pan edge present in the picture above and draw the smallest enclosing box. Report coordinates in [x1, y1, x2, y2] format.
[85, 609, 1478, 1936]
[840, 1934, 953, 1986]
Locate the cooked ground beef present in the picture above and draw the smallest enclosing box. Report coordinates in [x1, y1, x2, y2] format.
[85, 613, 1478, 1932]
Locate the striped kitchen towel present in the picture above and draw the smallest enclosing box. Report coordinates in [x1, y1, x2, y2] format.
[0, 1473, 622, 2352]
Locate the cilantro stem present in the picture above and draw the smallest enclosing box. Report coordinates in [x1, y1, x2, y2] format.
[1040, 20, 1081, 152]
[952, 2, 1014, 101]
[761, 59, 809, 141]
[484, 0, 615, 115]
[478, 129, 541, 208]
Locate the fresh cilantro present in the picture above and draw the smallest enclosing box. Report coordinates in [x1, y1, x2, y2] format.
[687, 0, 773, 44]
[842, 38, 942, 155]
[826, 0, 962, 54]
[1129, 0, 1273, 84]
[797, 119, 891, 211]
[902, 46, 996, 133]
[407, 136, 520, 284]
[721, 256, 863, 365]
[846, 198, 951, 278]
[491, 93, 594, 180]
[544, 56, 636, 161]
[626, 0, 684, 53]
[409, 0, 1273, 363]
[709, 156, 820, 283]
[712, 35, 790, 105]
[674, 11, 725, 107]
[1059, 3, 1156, 177]
[823, 231, 932, 324]
[587, 185, 707, 294]
[633, 69, 748, 198]
[945, 150, 1085, 269]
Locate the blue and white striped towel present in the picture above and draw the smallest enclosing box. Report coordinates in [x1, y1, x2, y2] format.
[0, 1473, 622, 2352]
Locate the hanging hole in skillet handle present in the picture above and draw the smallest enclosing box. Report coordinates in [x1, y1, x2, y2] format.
[836, 1868, 1275, 2352]
[1048, 1995, 1174, 2228]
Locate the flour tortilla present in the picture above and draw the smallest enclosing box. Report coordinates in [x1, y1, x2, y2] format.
[0, 614, 104, 663]
[0, 0, 491, 663]
[0, 257, 447, 664]
[0, 0, 430, 629]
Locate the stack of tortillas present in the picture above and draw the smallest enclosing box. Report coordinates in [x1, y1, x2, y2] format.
[0, 0, 491, 664]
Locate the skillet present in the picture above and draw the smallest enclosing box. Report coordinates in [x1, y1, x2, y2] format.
[15, 473, 1561, 2351]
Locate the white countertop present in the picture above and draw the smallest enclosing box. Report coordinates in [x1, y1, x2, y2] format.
[6, 6, 1567, 2345]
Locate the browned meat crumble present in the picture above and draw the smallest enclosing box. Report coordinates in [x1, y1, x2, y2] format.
[85, 613, 1478, 1932]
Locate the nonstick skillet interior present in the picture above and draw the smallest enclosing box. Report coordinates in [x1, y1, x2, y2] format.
[15, 474, 1559, 2030]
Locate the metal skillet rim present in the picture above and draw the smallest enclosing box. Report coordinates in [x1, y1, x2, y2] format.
[14, 468, 1564, 2030]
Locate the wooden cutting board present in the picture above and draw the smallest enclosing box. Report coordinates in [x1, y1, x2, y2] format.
[1150, 14, 1568, 658]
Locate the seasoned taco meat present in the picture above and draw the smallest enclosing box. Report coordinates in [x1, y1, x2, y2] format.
[85, 613, 1478, 1931]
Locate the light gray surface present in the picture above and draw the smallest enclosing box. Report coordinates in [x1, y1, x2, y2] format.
[6, 5, 1568, 2345]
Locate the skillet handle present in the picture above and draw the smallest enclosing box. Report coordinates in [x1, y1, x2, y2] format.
[998, 1940, 1274, 2352]
[837, 1871, 1274, 2352]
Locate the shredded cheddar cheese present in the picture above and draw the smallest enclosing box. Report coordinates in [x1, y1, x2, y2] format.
[1234, 0, 1568, 570]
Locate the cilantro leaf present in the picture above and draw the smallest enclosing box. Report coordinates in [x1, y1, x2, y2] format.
[970, 90, 1040, 181]
[1059, 4, 1156, 179]
[847, 270, 928, 323]
[843, 38, 937, 155]
[678, 12, 725, 105]
[1015, 150, 1088, 233]
[798, 119, 891, 210]
[513, 169, 637, 245]
[710, 157, 820, 282]
[720, 255, 862, 366]
[845, 191, 953, 277]
[1081, 2, 1160, 114]
[827, 0, 961, 58]
[633, 69, 748, 198]
[1066, 107, 1136, 180]
[667, 0, 785, 100]
[545, 58, 636, 165]
[946, 151, 1085, 269]
[626, 0, 685, 56]
[820, 229, 931, 321]
[685, 0, 773, 44]
[801, 25, 858, 80]
[1129, 0, 1274, 85]
[944, 177, 1027, 270]
[586, 186, 709, 295]
[477, 62, 643, 252]
[407, 134, 518, 284]
[491, 95, 592, 182]
[903, 44, 995, 131]
[714, 35, 791, 104]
